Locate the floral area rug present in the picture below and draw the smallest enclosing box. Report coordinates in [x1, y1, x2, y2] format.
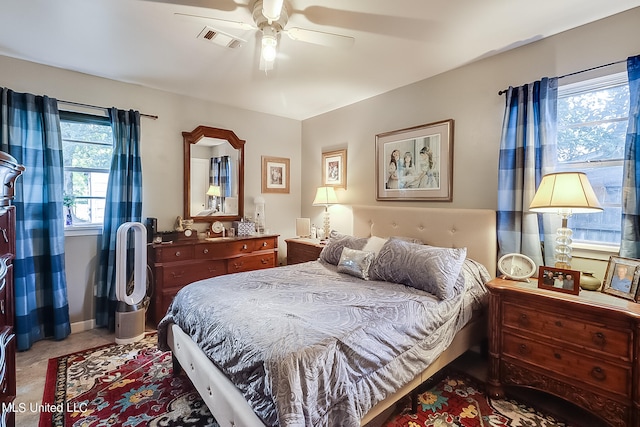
[41, 332, 578, 427]
[40, 332, 218, 427]
[384, 371, 577, 427]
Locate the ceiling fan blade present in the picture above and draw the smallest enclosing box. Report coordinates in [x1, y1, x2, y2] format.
[283, 27, 354, 49]
[262, 0, 284, 22]
[142, 0, 242, 13]
[174, 12, 256, 31]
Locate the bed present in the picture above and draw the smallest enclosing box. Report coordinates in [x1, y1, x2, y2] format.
[157, 205, 497, 426]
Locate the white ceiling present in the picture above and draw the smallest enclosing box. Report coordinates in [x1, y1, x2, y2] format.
[1, 1, 639, 120]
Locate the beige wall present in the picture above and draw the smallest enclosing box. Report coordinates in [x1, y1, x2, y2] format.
[1, 7, 639, 328]
[0, 55, 302, 328]
[300, 7, 640, 284]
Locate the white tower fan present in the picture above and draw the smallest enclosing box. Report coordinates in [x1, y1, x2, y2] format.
[115, 222, 147, 344]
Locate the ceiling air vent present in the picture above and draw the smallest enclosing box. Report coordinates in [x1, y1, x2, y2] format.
[197, 26, 244, 49]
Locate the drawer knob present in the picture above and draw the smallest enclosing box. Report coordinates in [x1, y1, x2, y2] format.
[517, 343, 529, 355]
[554, 352, 562, 360]
[261, 258, 269, 264]
[518, 313, 529, 326]
[171, 271, 185, 278]
[175, 251, 181, 257]
[591, 366, 607, 381]
[554, 320, 563, 327]
[203, 248, 209, 254]
[262, 242, 268, 247]
[242, 244, 248, 250]
[593, 332, 607, 347]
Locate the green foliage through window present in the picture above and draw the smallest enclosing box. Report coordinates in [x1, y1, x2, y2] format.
[556, 73, 628, 245]
[60, 111, 113, 226]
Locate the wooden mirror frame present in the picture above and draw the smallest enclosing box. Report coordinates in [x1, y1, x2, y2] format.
[183, 125, 245, 223]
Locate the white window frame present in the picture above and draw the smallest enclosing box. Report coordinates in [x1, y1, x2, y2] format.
[556, 71, 628, 252]
[60, 111, 113, 237]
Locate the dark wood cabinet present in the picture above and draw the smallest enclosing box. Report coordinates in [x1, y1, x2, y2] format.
[147, 235, 278, 325]
[487, 277, 640, 427]
[0, 152, 24, 427]
[285, 238, 324, 265]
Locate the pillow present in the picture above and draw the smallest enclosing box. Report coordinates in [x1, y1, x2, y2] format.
[319, 231, 369, 265]
[362, 236, 388, 256]
[337, 247, 375, 280]
[390, 236, 423, 244]
[370, 238, 467, 300]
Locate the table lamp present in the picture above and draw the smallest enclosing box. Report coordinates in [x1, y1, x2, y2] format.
[529, 172, 602, 268]
[312, 186, 338, 239]
[206, 185, 221, 212]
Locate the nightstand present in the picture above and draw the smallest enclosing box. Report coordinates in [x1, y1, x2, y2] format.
[285, 238, 324, 265]
[486, 277, 640, 427]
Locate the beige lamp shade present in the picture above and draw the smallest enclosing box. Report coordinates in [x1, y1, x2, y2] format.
[312, 186, 338, 206]
[529, 172, 603, 213]
[206, 185, 221, 197]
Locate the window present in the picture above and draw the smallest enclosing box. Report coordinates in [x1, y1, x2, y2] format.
[60, 111, 113, 227]
[556, 72, 629, 246]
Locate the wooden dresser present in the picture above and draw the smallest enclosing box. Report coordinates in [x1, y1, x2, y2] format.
[0, 152, 24, 427]
[285, 238, 324, 265]
[147, 235, 278, 325]
[487, 277, 640, 427]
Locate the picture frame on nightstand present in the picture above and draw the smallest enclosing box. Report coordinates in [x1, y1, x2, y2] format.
[602, 255, 640, 302]
[537, 266, 580, 295]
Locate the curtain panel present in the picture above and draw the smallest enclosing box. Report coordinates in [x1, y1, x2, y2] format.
[0, 88, 71, 351]
[497, 78, 558, 268]
[620, 55, 640, 258]
[95, 109, 142, 329]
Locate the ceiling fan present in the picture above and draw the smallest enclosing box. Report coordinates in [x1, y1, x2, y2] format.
[176, 0, 355, 71]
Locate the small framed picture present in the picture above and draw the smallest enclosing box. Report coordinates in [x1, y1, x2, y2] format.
[602, 256, 640, 301]
[537, 266, 581, 295]
[322, 149, 347, 189]
[261, 156, 290, 194]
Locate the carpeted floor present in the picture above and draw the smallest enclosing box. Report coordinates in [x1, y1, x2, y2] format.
[40, 332, 595, 426]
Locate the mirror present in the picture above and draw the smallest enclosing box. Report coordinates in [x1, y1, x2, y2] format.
[183, 126, 245, 223]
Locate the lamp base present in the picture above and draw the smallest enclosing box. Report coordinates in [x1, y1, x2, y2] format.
[322, 209, 331, 240]
[554, 225, 573, 269]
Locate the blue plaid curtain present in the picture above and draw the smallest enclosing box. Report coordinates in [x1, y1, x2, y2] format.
[211, 156, 231, 196]
[620, 55, 640, 258]
[497, 78, 558, 268]
[0, 88, 71, 351]
[96, 109, 142, 329]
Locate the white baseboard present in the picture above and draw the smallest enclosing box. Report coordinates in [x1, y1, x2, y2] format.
[70, 319, 96, 334]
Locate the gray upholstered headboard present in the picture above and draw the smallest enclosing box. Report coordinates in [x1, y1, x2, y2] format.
[351, 205, 497, 277]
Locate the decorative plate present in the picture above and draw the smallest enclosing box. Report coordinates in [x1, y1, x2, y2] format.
[210, 221, 224, 234]
[498, 253, 537, 281]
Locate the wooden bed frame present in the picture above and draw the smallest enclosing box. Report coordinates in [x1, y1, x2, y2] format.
[166, 206, 497, 427]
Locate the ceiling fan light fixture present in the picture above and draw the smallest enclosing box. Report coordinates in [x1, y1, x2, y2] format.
[261, 29, 278, 63]
[262, 0, 284, 23]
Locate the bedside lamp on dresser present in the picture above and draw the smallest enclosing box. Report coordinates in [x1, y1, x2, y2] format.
[529, 171, 603, 269]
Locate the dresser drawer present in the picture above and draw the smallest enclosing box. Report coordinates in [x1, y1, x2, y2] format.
[0, 208, 13, 257]
[227, 252, 276, 273]
[502, 301, 632, 360]
[503, 331, 630, 397]
[161, 260, 226, 288]
[155, 245, 194, 263]
[226, 240, 258, 256]
[252, 237, 277, 252]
